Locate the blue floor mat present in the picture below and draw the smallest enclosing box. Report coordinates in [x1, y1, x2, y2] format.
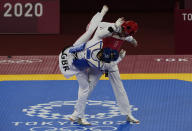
[0, 79, 192, 131]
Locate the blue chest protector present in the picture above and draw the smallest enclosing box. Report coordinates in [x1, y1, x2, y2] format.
[69, 43, 86, 53]
[73, 58, 90, 71]
[69, 41, 105, 70]
[69, 43, 90, 70]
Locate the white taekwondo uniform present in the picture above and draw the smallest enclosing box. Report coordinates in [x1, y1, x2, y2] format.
[59, 12, 133, 119]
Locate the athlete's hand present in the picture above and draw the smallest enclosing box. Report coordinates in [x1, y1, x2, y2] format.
[131, 38, 138, 47]
[114, 17, 125, 33]
[119, 49, 126, 59]
[115, 17, 125, 27]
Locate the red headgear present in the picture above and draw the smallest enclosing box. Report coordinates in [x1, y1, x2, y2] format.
[122, 21, 138, 36]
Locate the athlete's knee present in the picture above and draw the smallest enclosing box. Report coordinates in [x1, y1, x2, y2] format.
[79, 82, 89, 90]
[89, 80, 97, 87]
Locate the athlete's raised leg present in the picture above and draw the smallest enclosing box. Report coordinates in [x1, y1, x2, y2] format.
[73, 5, 109, 46]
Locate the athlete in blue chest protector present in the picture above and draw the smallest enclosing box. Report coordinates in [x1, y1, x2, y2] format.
[59, 5, 139, 125]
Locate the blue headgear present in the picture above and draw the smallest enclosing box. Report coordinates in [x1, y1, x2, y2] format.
[100, 48, 119, 63]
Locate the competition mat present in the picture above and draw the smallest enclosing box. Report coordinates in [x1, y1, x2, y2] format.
[0, 55, 192, 131]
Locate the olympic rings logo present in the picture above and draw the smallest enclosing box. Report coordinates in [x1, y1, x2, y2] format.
[22, 100, 138, 120]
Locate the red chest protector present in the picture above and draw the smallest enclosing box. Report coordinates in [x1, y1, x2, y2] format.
[102, 37, 124, 52]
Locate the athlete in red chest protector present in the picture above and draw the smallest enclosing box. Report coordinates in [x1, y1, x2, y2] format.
[103, 37, 124, 51]
[103, 20, 138, 51]
[63, 5, 140, 125]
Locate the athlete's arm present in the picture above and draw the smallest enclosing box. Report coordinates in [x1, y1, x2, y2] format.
[91, 17, 124, 41]
[111, 35, 138, 47]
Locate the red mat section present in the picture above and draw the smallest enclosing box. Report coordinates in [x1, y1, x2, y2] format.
[0, 55, 192, 74]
